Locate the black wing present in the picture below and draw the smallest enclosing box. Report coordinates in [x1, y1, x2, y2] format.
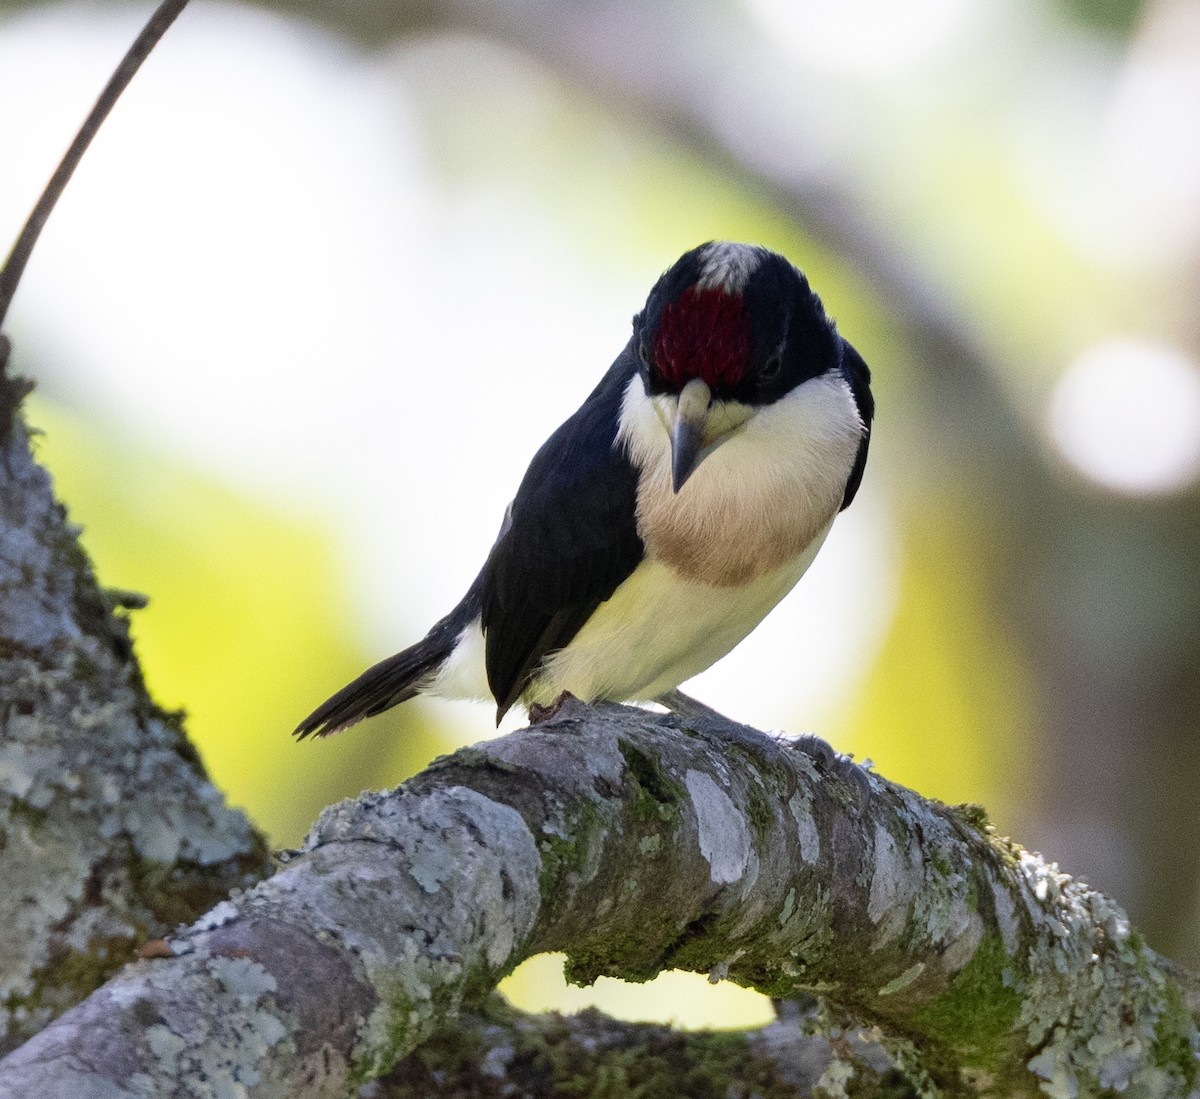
[838, 338, 874, 511]
[481, 350, 645, 721]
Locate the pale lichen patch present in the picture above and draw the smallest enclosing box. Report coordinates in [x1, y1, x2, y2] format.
[867, 825, 903, 924]
[779, 888, 796, 927]
[787, 790, 820, 865]
[867, 824, 918, 951]
[878, 962, 927, 997]
[988, 869, 1021, 954]
[206, 955, 277, 999]
[814, 1052, 856, 1098]
[941, 911, 985, 975]
[1014, 849, 1200, 1096]
[147, 1023, 187, 1062]
[0, 741, 40, 800]
[193, 901, 240, 932]
[685, 770, 750, 885]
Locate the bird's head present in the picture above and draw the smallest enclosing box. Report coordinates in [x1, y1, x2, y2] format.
[632, 241, 844, 492]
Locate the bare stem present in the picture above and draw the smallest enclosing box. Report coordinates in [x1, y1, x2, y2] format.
[0, 0, 191, 330]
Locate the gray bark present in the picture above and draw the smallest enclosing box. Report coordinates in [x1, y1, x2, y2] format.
[0, 342, 272, 1054]
[1, 690, 1196, 1097]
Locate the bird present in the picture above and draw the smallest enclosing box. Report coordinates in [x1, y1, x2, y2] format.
[295, 241, 874, 738]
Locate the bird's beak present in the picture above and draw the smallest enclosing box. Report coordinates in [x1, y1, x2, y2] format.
[671, 378, 712, 493]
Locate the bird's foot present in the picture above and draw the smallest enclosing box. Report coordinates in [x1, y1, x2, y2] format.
[528, 691, 579, 725]
[655, 689, 799, 784]
[786, 733, 873, 811]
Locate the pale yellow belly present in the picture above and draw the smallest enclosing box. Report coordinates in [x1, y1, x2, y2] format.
[527, 519, 832, 706]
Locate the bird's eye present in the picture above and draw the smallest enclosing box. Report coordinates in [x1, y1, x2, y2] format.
[761, 350, 783, 380]
[638, 341, 651, 367]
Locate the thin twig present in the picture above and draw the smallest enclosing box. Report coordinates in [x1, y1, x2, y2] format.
[0, 0, 191, 330]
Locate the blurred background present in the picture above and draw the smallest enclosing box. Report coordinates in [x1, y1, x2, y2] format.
[2, 0, 1199, 1029]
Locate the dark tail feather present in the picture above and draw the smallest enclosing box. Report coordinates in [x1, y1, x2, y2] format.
[295, 580, 484, 739]
[292, 639, 446, 739]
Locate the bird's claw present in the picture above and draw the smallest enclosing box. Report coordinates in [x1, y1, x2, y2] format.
[528, 691, 580, 725]
[787, 733, 872, 811]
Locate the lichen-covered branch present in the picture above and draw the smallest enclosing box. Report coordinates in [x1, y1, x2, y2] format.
[0, 345, 271, 1054]
[371, 993, 917, 1098]
[1, 692, 1196, 1097]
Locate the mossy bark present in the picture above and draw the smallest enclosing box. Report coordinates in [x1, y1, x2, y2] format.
[372, 994, 920, 1099]
[0, 346, 271, 1054]
[1, 693, 1195, 1096]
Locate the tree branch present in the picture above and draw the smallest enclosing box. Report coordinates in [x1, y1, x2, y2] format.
[0, 348, 271, 1054]
[1, 696, 1195, 1095]
[0, 0, 192, 329]
[371, 994, 918, 1098]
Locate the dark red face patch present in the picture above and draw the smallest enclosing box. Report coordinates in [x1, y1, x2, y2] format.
[651, 287, 750, 392]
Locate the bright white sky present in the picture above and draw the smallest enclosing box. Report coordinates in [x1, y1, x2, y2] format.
[0, 1, 896, 746]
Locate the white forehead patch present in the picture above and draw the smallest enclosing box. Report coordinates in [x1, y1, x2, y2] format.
[694, 242, 766, 293]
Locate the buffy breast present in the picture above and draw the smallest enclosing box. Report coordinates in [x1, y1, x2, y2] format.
[627, 374, 865, 588]
[639, 477, 834, 586]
